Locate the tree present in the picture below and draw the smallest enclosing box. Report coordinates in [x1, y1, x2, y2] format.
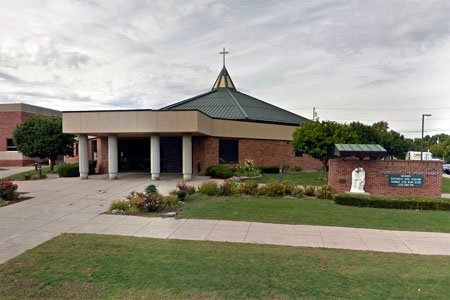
[378, 130, 410, 159]
[292, 120, 358, 173]
[372, 121, 389, 132]
[349, 121, 381, 144]
[13, 116, 75, 171]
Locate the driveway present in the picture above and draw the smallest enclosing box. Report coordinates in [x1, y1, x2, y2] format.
[0, 166, 35, 179]
[0, 173, 449, 264]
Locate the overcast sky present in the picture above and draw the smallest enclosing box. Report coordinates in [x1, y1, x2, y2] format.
[1, 0, 449, 138]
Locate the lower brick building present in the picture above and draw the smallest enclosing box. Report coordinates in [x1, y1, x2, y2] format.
[63, 65, 322, 179]
[0, 103, 61, 167]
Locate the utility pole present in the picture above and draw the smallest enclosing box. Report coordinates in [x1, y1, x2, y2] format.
[312, 107, 318, 121]
[421, 114, 432, 160]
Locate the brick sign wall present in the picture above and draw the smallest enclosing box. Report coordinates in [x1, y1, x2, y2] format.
[328, 158, 442, 197]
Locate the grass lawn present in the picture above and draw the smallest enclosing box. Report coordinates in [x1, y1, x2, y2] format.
[180, 194, 450, 232]
[442, 177, 450, 193]
[1, 234, 448, 300]
[2, 166, 53, 181]
[253, 171, 327, 186]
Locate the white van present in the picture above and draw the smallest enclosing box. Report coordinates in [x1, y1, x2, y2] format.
[405, 150, 439, 161]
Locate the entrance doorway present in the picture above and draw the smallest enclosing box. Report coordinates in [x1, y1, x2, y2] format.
[160, 137, 182, 173]
[118, 139, 150, 172]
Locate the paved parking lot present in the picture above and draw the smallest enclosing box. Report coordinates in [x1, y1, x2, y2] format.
[0, 173, 449, 264]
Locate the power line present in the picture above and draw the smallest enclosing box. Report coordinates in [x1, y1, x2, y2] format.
[326, 117, 450, 122]
[287, 107, 450, 111]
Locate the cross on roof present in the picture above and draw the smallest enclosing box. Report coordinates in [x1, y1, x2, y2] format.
[219, 47, 229, 66]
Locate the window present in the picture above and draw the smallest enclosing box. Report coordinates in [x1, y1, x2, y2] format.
[6, 139, 17, 151]
[219, 139, 238, 164]
[74, 143, 78, 156]
[91, 140, 97, 159]
[295, 151, 302, 157]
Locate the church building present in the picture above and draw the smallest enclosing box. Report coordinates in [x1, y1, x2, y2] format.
[63, 58, 321, 179]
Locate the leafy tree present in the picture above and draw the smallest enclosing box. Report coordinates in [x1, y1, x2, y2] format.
[292, 121, 358, 173]
[13, 116, 75, 171]
[349, 122, 381, 144]
[372, 121, 389, 132]
[378, 130, 410, 159]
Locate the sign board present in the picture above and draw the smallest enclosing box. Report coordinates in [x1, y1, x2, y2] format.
[388, 174, 423, 187]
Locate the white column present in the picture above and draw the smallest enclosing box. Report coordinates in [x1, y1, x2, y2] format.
[151, 135, 160, 180]
[108, 134, 118, 179]
[182, 134, 192, 180]
[78, 134, 89, 179]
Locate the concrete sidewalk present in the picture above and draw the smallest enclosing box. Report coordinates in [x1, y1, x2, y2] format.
[1, 174, 449, 264]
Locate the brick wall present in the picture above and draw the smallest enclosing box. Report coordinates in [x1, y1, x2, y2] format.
[328, 158, 443, 197]
[193, 136, 322, 174]
[66, 137, 108, 174]
[0, 111, 34, 166]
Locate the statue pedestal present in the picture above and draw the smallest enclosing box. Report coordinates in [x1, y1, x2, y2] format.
[345, 191, 371, 195]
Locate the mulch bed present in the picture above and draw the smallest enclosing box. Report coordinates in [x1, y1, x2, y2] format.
[0, 192, 34, 206]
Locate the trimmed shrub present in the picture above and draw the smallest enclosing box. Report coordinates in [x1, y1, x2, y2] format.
[145, 184, 158, 194]
[163, 195, 181, 210]
[282, 180, 295, 195]
[291, 187, 304, 198]
[57, 163, 80, 177]
[304, 186, 316, 197]
[241, 180, 259, 195]
[198, 181, 219, 196]
[0, 179, 19, 200]
[258, 166, 280, 174]
[206, 165, 233, 179]
[334, 193, 450, 211]
[295, 166, 303, 172]
[264, 182, 285, 197]
[316, 185, 336, 200]
[257, 185, 266, 196]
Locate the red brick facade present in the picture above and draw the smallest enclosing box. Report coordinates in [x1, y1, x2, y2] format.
[328, 158, 443, 197]
[193, 136, 322, 174]
[66, 137, 108, 174]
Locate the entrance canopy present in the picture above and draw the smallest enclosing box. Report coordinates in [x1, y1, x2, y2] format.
[334, 144, 387, 159]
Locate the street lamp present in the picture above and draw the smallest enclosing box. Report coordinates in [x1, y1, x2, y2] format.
[421, 114, 432, 160]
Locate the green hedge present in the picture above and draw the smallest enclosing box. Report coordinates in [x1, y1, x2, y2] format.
[258, 166, 280, 174]
[206, 165, 233, 179]
[58, 160, 97, 178]
[333, 193, 450, 211]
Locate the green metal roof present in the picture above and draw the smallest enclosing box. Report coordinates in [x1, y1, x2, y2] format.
[335, 144, 387, 158]
[160, 66, 308, 126]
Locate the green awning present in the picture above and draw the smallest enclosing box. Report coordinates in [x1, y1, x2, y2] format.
[334, 144, 387, 158]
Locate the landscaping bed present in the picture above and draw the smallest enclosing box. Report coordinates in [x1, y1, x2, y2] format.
[2, 166, 52, 181]
[0, 179, 33, 207]
[1, 234, 448, 300]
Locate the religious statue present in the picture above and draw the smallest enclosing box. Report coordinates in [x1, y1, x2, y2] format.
[350, 167, 366, 193]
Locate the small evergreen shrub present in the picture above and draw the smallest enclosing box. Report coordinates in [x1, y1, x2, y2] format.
[295, 166, 303, 172]
[282, 180, 295, 195]
[145, 184, 158, 194]
[206, 165, 233, 179]
[163, 195, 181, 210]
[57, 163, 80, 177]
[281, 163, 290, 171]
[304, 186, 316, 197]
[198, 181, 219, 196]
[316, 184, 336, 199]
[258, 166, 280, 174]
[264, 182, 285, 197]
[334, 194, 450, 211]
[291, 187, 304, 198]
[235, 159, 261, 177]
[0, 179, 19, 200]
[241, 180, 259, 195]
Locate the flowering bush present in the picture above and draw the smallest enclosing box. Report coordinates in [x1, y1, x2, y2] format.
[132, 192, 164, 212]
[234, 159, 261, 177]
[218, 182, 232, 196]
[241, 180, 259, 195]
[173, 181, 196, 201]
[0, 179, 19, 200]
